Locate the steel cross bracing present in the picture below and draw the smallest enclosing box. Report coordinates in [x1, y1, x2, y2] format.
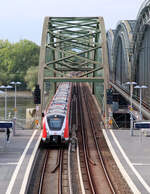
[38, 17, 109, 120]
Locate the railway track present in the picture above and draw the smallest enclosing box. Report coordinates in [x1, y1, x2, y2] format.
[79, 84, 132, 194]
[78, 91, 95, 193]
[82, 84, 116, 194]
[37, 148, 70, 194]
[77, 83, 116, 194]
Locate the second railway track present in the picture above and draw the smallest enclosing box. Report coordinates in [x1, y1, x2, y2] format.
[77, 83, 116, 194]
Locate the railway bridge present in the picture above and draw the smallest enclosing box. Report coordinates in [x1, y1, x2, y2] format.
[1, 1, 150, 194]
[35, 9, 150, 193]
[38, 6, 150, 129]
[38, 17, 110, 125]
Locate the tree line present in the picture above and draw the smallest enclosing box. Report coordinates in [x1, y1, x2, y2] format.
[0, 39, 40, 91]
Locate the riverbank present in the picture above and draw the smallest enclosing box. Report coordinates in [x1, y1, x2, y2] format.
[0, 91, 33, 98]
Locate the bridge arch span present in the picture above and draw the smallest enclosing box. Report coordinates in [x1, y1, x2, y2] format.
[111, 20, 136, 90]
[133, 1, 150, 104]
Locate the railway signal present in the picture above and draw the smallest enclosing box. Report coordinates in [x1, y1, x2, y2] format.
[106, 88, 113, 104]
[34, 85, 41, 104]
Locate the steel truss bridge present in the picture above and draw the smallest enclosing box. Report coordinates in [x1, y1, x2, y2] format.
[38, 17, 109, 122]
[38, 0, 150, 126]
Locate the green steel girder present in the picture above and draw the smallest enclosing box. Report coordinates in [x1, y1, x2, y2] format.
[52, 60, 78, 69]
[44, 77, 104, 82]
[47, 32, 98, 46]
[76, 61, 90, 67]
[53, 29, 93, 35]
[50, 40, 95, 49]
[50, 17, 98, 21]
[55, 67, 93, 71]
[45, 45, 102, 66]
[79, 67, 103, 77]
[50, 21, 98, 28]
[45, 66, 67, 77]
[38, 17, 109, 125]
[49, 25, 97, 32]
[48, 30, 100, 40]
[49, 19, 98, 26]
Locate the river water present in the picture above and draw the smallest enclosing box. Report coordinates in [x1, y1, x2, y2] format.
[0, 97, 34, 120]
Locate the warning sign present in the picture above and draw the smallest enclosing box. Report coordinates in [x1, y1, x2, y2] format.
[35, 120, 39, 125]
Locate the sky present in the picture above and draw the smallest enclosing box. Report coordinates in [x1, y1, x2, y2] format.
[0, 0, 145, 45]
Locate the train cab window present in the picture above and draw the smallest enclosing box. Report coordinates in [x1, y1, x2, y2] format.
[47, 115, 64, 131]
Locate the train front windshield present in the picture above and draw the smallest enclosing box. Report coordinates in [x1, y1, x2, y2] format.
[47, 115, 64, 131]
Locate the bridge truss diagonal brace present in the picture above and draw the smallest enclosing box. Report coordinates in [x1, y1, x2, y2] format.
[47, 31, 100, 48]
[45, 45, 102, 67]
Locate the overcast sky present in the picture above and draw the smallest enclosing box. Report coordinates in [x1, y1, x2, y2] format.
[0, 0, 145, 45]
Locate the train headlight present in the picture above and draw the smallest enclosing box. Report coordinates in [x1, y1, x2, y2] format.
[42, 137, 46, 142]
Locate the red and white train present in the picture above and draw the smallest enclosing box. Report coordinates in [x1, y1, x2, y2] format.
[42, 82, 72, 144]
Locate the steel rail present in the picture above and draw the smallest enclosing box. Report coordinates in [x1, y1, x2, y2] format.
[68, 143, 73, 194]
[38, 150, 49, 194]
[58, 149, 63, 194]
[51, 149, 61, 173]
[78, 84, 96, 194]
[83, 86, 116, 194]
[76, 138, 86, 194]
[38, 149, 63, 194]
[76, 95, 78, 131]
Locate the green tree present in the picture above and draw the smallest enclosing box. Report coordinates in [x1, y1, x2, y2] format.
[0, 40, 13, 84]
[0, 39, 40, 89]
[25, 66, 38, 91]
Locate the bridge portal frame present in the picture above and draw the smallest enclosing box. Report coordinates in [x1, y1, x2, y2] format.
[38, 17, 109, 127]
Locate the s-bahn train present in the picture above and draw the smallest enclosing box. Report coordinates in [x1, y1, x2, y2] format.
[42, 82, 72, 144]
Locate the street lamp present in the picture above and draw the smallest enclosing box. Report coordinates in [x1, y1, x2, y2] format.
[0, 85, 13, 120]
[125, 82, 137, 136]
[134, 85, 147, 120]
[0, 90, 5, 119]
[10, 81, 21, 118]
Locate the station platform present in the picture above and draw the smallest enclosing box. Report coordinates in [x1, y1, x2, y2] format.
[103, 128, 150, 194]
[0, 129, 41, 194]
[1, 127, 150, 194]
